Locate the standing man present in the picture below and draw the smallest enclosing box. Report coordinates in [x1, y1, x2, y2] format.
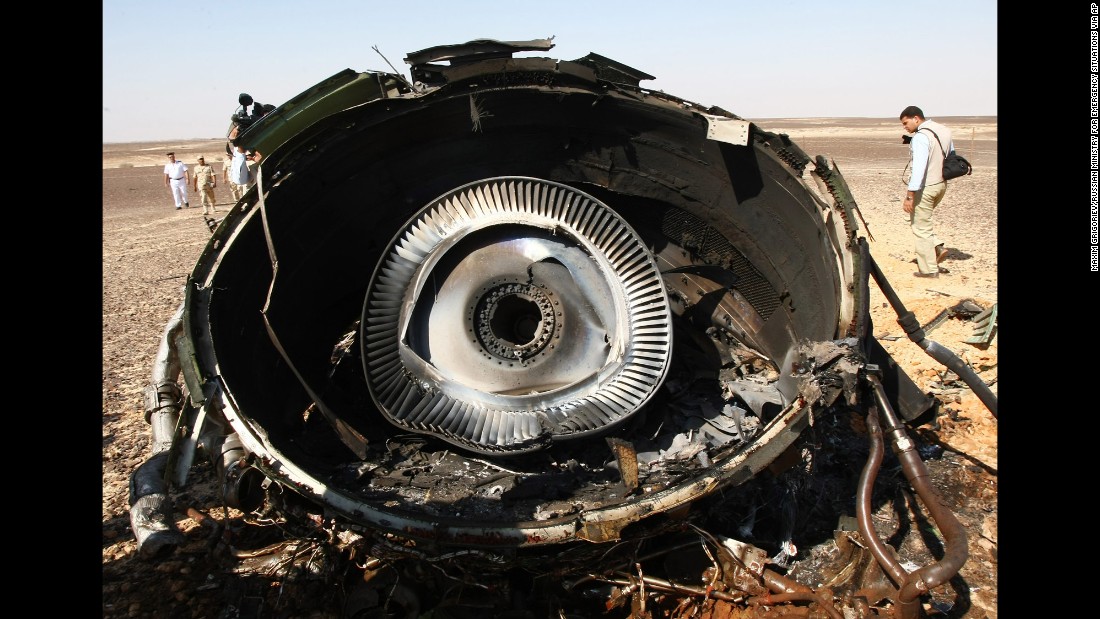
[223, 155, 243, 203]
[899, 106, 953, 278]
[228, 142, 251, 199]
[192, 156, 218, 215]
[163, 152, 190, 210]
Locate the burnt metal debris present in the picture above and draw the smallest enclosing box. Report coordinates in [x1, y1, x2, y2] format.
[128, 38, 997, 618]
[923, 300, 985, 335]
[963, 304, 998, 348]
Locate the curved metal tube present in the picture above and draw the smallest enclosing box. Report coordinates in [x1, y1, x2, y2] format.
[868, 255, 997, 418]
[601, 573, 744, 603]
[128, 300, 187, 557]
[868, 374, 968, 617]
[761, 570, 844, 619]
[855, 405, 909, 587]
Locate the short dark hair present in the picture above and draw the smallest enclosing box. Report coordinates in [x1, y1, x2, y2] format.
[166, 152, 175, 156]
[899, 106, 924, 120]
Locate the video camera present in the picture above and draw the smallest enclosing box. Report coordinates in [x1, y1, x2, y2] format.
[230, 93, 276, 130]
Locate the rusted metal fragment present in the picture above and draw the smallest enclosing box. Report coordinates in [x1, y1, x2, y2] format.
[607, 437, 640, 493]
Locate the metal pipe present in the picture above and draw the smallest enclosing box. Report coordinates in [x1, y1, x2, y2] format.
[851, 594, 874, 619]
[128, 300, 188, 557]
[868, 255, 997, 418]
[869, 375, 968, 607]
[601, 572, 744, 603]
[760, 570, 844, 619]
[566, 536, 742, 592]
[568, 539, 841, 613]
[761, 568, 807, 594]
[217, 433, 263, 512]
[747, 591, 834, 611]
[855, 404, 909, 587]
[148, 300, 184, 392]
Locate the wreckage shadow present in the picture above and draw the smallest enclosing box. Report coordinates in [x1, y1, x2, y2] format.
[103, 459, 352, 617]
[101, 526, 350, 618]
[911, 424, 997, 477]
[942, 574, 973, 617]
[102, 514, 134, 549]
[937, 445, 997, 477]
[938, 247, 973, 263]
[948, 449, 996, 477]
[885, 479, 973, 618]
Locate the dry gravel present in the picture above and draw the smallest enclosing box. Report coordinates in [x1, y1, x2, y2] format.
[102, 118, 997, 618]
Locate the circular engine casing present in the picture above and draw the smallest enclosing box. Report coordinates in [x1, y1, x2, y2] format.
[180, 48, 859, 551]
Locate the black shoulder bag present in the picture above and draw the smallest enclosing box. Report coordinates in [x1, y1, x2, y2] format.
[920, 127, 972, 180]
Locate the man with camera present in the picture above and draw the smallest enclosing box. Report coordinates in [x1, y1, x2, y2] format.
[899, 106, 954, 278]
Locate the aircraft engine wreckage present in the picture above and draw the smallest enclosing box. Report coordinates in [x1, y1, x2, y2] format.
[129, 38, 997, 618]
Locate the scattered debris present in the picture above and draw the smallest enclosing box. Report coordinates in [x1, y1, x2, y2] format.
[924, 299, 986, 334]
[964, 303, 998, 348]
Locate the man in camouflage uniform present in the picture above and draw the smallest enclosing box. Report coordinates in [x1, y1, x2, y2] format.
[192, 156, 218, 215]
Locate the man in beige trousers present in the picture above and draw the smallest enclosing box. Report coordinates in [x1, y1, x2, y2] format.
[192, 156, 218, 215]
[899, 106, 954, 278]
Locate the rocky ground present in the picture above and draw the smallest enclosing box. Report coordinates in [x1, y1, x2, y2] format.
[102, 118, 997, 618]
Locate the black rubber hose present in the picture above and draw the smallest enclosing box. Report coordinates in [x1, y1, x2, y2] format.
[868, 255, 997, 418]
[856, 237, 871, 344]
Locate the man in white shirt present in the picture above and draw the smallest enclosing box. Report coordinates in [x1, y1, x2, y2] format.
[223, 154, 243, 203]
[228, 143, 252, 198]
[163, 152, 191, 210]
[899, 106, 953, 278]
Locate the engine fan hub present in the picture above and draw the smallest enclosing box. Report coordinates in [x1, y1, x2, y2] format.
[472, 282, 557, 362]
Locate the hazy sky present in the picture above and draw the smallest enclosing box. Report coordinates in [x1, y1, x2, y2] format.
[103, 0, 997, 143]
